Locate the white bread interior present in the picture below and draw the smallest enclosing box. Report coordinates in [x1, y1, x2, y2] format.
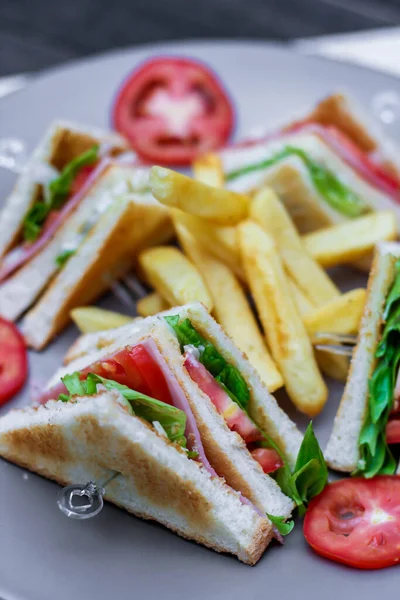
[325, 242, 400, 471]
[0, 120, 126, 260]
[0, 390, 271, 565]
[0, 165, 168, 322]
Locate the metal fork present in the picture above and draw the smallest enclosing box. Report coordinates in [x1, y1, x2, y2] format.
[312, 332, 357, 357]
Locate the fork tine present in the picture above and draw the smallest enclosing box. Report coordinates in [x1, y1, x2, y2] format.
[314, 344, 354, 357]
[312, 332, 357, 345]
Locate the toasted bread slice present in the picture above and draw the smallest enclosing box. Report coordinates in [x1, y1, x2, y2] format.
[21, 190, 170, 350]
[0, 165, 170, 322]
[0, 390, 271, 564]
[0, 120, 127, 260]
[325, 242, 400, 471]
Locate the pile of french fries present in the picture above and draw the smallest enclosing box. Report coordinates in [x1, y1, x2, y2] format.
[71, 161, 397, 417]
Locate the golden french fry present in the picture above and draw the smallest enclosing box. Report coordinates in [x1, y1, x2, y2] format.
[150, 166, 249, 225]
[70, 306, 133, 334]
[250, 187, 340, 306]
[289, 279, 315, 316]
[315, 352, 350, 383]
[137, 292, 169, 317]
[138, 246, 213, 311]
[304, 288, 366, 338]
[192, 153, 224, 187]
[175, 220, 283, 392]
[239, 221, 327, 416]
[171, 209, 245, 281]
[302, 211, 397, 268]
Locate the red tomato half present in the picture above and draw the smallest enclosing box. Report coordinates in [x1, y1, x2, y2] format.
[81, 344, 172, 405]
[0, 318, 28, 406]
[304, 477, 400, 570]
[386, 419, 400, 445]
[112, 57, 234, 165]
[251, 447, 284, 474]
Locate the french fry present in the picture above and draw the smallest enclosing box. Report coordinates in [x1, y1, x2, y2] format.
[171, 210, 245, 281]
[239, 221, 328, 416]
[304, 288, 366, 338]
[250, 187, 340, 306]
[302, 211, 397, 268]
[175, 220, 283, 392]
[137, 292, 169, 318]
[192, 153, 224, 187]
[150, 166, 249, 225]
[289, 279, 315, 316]
[70, 306, 133, 334]
[138, 246, 213, 311]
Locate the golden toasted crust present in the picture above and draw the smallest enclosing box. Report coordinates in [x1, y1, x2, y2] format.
[0, 398, 271, 565]
[24, 199, 169, 349]
[306, 93, 377, 153]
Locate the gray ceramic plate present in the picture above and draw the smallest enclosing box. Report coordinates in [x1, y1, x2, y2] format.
[1, 41, 399, 600]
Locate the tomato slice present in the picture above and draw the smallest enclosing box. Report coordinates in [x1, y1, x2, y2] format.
[69, 163, 98, 197]
[250, 447, 284, 474]
[128, 344, 173, 405]
[386, 419, 400, 445]
[183, 352, 262, 444]
[80, 344, 173, 405]
[304, 477, 400, 570]
[112, 57, 234, 165]
[0, 318, 28, 406]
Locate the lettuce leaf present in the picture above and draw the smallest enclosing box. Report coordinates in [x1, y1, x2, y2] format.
[266, 514, 294, 536]
[55, 249, 76, 267]
[164, 315, 249, 409]
[357, 260, 400, 477]
[23, 145, 98, 242]
[226, 146, 368, 218]
[59, 372, 190, 451]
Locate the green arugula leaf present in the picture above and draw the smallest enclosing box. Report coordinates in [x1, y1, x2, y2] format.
[290, 423, 328, 508]
[22, 145, 98, 242]
[226, 146, 368, 218]
[48, 145, 99, 208]
[60, 371, 189, 450]
[165, 315, 250, 409]
[55, 249, 76, 267]
[266, 514, 294, 536]
[357, 260, 400, 477]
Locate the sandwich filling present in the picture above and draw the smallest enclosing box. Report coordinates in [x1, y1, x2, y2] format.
[357, 259, 400, 477]
[0, 146, 103, 282]
[222, 121, 400, 217]
[165, 315, 328, 514]
[226, 144, 369, 219]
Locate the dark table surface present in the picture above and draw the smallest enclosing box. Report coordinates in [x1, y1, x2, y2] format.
[1, 0, 400, 77]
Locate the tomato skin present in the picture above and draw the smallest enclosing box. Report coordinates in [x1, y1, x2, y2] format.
[112, 57, 234, 165]
[386, 419, 400, 445]
[250, 447, 284, 474]
[0, 318, 28, 406]
[304, 477, 400, 570]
